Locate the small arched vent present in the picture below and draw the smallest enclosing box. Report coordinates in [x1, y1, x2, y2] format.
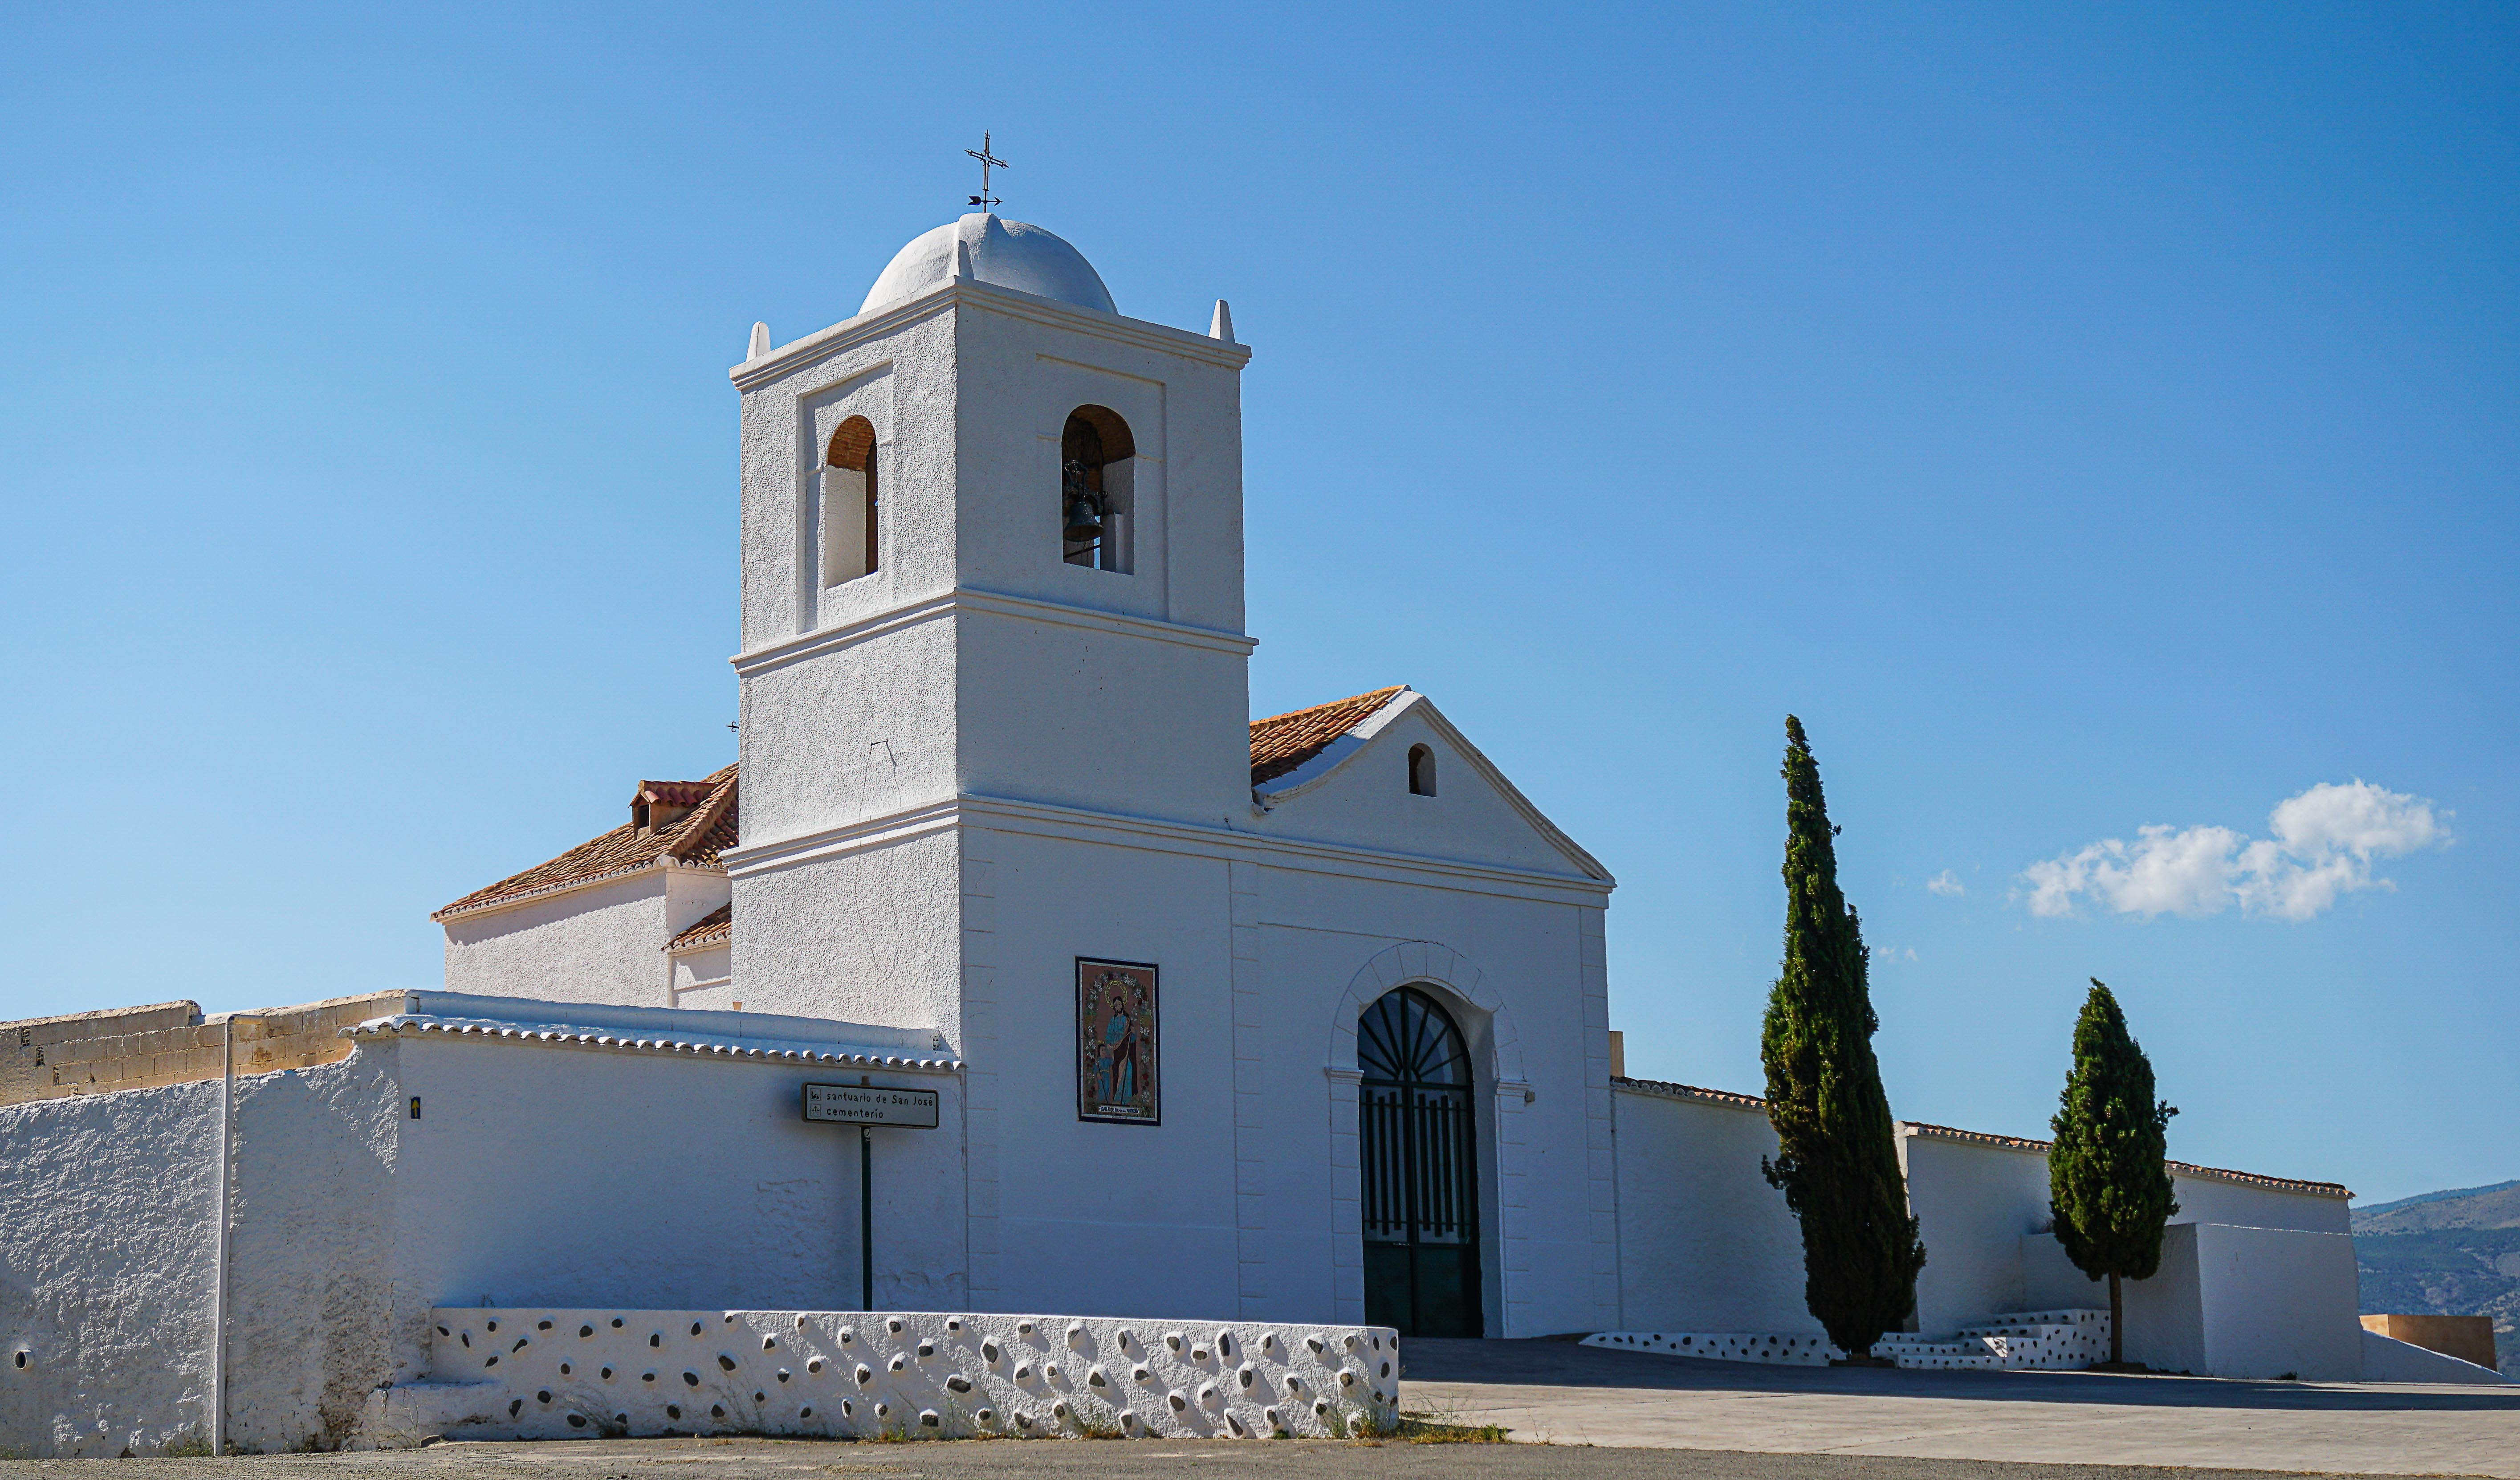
[1408, 744, 1437, 797]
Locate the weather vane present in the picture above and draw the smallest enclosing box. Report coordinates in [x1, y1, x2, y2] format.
[966, 132, 1007, 213]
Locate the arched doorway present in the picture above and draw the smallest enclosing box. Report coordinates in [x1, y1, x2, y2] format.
[1358, 985, 1483, 1337]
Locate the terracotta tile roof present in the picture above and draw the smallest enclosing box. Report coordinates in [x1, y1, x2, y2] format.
[1612, 1076, 1769, 1111]
[638, 779, 722, 807]
[2162, 1159, 2352, 1201]
[1248, 687, 1405, 785]
[667, 904, 732, 952]
[435, 765, 737, 920]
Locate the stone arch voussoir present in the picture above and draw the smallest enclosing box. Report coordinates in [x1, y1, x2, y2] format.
[1327, 940, 1524, 1084]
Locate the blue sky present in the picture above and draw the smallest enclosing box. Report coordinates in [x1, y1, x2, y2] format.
[1, 3, 2510, 1205]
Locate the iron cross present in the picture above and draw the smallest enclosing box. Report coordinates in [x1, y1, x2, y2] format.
[966, 133, 1007, 212]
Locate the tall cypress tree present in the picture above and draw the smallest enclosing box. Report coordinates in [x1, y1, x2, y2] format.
[1759, 716, 1927, 1360]
[2048, 979, 2179, 1367]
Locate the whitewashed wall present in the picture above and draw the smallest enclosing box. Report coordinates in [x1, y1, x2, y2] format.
[2168, 1169, 2350, 1235]
[442, 866, 730, 1009]
[391, 1034, 965, 1320]
[1610, 1085, 1817, 1334]
[0, 1052, 402, 1457]
[670, 945, 733, 1004]
[941, 815, 1616, 1338]
[728, 829, 966, 1034]
[2023, 1223, 2361, 1379]
[1247, 698, 1593, 877]
[1901, 1133, 2052, 1335]
[1900, 1125, 2357, 1339]
[0, 999, 966, 1456]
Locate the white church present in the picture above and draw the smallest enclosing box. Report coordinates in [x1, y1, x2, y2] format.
[3, 208, 2494, 1457]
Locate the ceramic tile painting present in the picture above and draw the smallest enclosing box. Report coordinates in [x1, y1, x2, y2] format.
[1077, 957, 1159, 1125]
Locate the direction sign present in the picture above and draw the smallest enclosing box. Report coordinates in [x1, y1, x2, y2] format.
[802, 1082, 939, 1129]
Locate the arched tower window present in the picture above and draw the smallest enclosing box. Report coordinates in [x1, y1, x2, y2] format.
[1408, 744, 1437, 797]
[1060, 405, 1135, 574]
[1357, 985, 1482, 1337]
[822, 416, 878, 586]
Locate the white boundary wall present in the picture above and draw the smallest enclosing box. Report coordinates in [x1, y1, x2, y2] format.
[0, 998, 959, 1456]
[1609, 1082, 1816, 1333]
[1610, 1078, 2365, 1379]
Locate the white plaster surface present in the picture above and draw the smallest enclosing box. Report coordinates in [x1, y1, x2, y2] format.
[0, 1053, 402, 1457]
[441, 866, 729, 1010]
[2170, 1167, 2351, 1234]
[412, 1308, 1396, 1441]
[1905, 1124, 2358, 1341]
[2023, 1223, 2362, 1379]
[862, 215, 1117, 317]
[1901, 1131, 2051, 1336]
[1, 995, 973, 1456]
[1250, 695, 1606, 881]
[1610, 1086, 1819, 1334]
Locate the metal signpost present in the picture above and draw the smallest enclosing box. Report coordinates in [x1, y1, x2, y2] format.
[802, 1083, 939, 1311]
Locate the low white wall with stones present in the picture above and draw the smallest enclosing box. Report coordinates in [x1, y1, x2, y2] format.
[395, 1309, 1397, 1443]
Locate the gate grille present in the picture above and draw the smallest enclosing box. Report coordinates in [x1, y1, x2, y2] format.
[1361, 1085, 1476, 1244]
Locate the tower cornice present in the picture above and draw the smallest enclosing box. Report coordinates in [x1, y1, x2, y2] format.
[729, 584, 1258, 680]
[730, 280, 1251, 393]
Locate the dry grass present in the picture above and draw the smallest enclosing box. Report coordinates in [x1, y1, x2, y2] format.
[1390, 1412, 1510, 1443]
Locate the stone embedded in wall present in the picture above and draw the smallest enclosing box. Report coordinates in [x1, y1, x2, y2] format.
[409, 1309, 1397, 1443]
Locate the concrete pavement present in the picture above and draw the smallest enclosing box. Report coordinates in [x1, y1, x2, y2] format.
[1400, 1337, 2520, 1476]
[1, 1440, 2501, 1480]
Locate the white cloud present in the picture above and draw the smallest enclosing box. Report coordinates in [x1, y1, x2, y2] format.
[1926, 869, 1966, 897]
[2017, 780, 2447, 923]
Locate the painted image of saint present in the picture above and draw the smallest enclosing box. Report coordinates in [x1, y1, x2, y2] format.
[1078, 961, 1159, 1123]
[1099, 985, 1136, 1105]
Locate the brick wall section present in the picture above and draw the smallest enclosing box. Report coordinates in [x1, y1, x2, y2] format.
[0, 991, 412, 1108]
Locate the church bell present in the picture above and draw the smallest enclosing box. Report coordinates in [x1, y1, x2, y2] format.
[1062, 458, 1104, 543]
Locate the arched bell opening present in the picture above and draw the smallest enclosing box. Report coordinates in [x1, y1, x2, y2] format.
[822, 415, 879, 586]
[1357, 984, 1485, 1337]
[1060, 405, 1135, 573]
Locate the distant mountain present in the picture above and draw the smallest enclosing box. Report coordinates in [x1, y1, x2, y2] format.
[2353, 1180, 2520, 1235]
[2352, 1179, 2520, 1375]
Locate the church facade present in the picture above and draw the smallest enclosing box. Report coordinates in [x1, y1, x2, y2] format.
[440, 209, 1622, 1339]
[1, 210, 2444, 1459]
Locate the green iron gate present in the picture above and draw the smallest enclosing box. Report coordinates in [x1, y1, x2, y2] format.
[1358, 986, 1483, 1337]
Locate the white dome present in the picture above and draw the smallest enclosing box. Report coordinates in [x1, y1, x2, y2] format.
[861, 213, 1116, 317]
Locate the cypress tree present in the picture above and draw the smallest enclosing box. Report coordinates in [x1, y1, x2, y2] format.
[1759, 715, 1927, 1360]
[2048, 979, 2179, 1367]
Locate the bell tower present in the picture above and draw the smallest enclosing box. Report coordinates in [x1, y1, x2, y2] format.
[721, 212, 1254, 1032]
